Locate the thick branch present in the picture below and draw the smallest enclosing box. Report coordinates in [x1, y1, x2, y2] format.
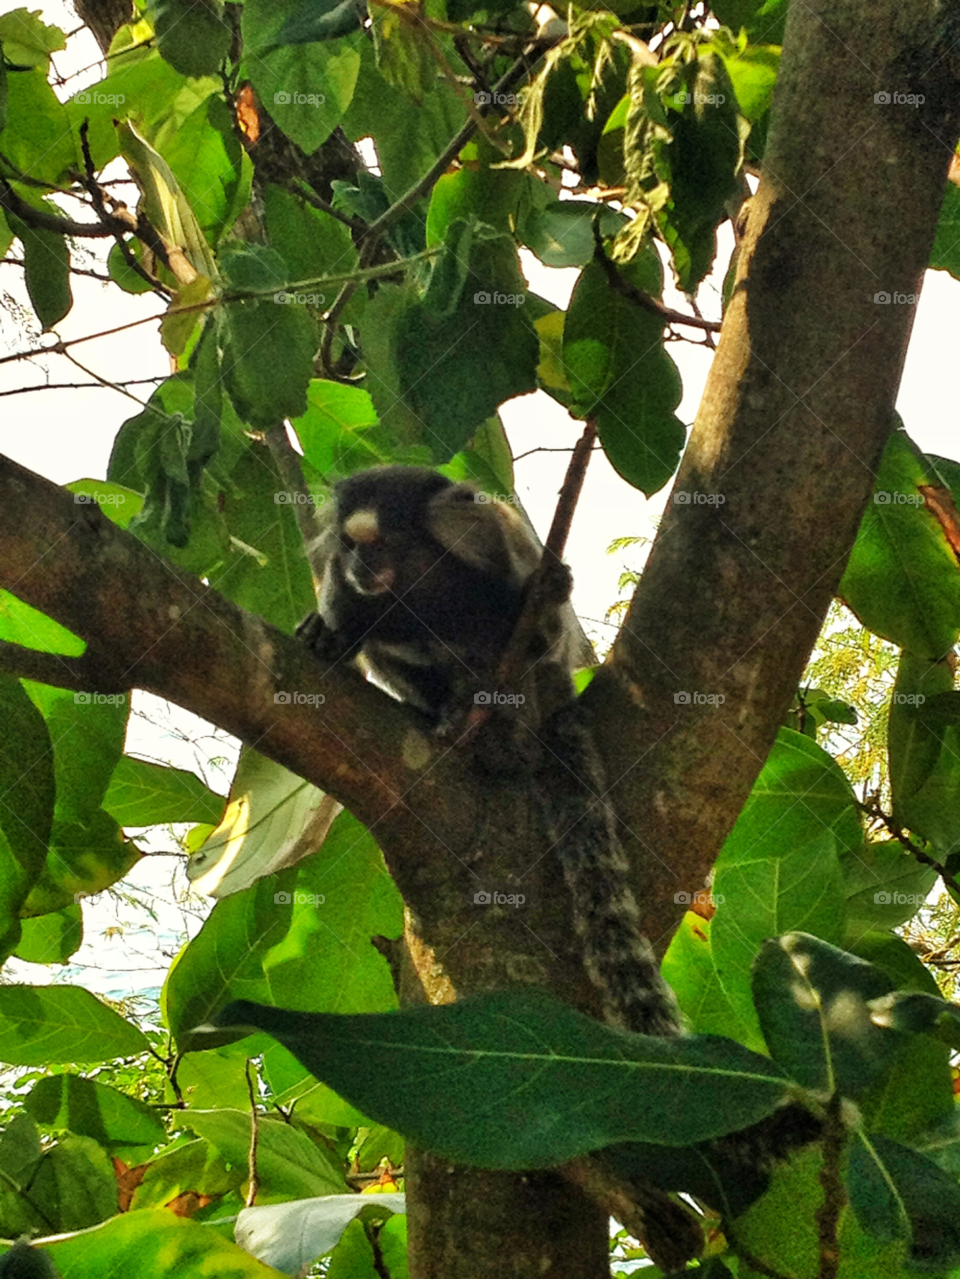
[597, 0, 960, 946]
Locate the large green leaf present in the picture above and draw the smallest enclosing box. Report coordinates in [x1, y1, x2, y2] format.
[27, 1207, 289, 1276]
[841, 841, 936, 939]
[187, 1110, 345, 1199]
[0, 65, 75, 182]
[8, 207, 71, 328]
[219, 246, 318, 427]
[104, 756, 225, 828]
[166, 814, 401, 1048]
[290, 380, 379, 477]
[0, 677, 55, 956]
[849, 1132, 960, 1269]
[0, 986, 149, 1065]
[840, 431, 960, 657]
[216, 989, 795, 1168]
[24, 1074, 166, 1150]
[153, 0, 231, 77]
[563, 258, 684, 496]
[751, 934, 903, 1094]
[241, 0, 360, 154]
[187, 749, 337, 898]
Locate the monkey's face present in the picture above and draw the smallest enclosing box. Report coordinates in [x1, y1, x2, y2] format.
[339, 507, 398, 596]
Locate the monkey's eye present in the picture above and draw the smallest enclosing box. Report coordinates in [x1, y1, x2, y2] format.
[339, 533, 356, 551]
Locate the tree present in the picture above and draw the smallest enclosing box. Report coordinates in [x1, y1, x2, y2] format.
[1, 0, 960, 1275]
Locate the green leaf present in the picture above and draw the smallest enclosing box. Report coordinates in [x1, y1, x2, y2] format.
[0, 676, 55, 956]
[104, 756, 225, 827]
[0, 985, 149, 1065]
[130, 1139, 244, 1208]
[188, 1110, 345, 1198]
[272, 0, 365, 45]
[291, 380, 379, 477]
[13, 907, 82, 965]
[166, 814, 401, 1048]
[241, 0, 360, 154]
[160, 93, 252, 246]
[263, 184, 358, 289]
[840, 431, 960, 657]
[849, 1131, 960, 1268]
[709, 0, 788, 44]
[751, 933, 902, 1094]
[215, 989, 794, 1168]
[24, 1135, 118, 1232]
[0, 10, 65, 68]
[888, 649, 955, 810]
[24, 1074, 166, 1149]
[38, 1206, 289, 1276]
[361, 222, 539, 460]
[154, 0, 231, 77]
[517, 200, 628, 269]
[8, 209, 72, 328]
[220, 247, 318, 427]
[117, 120, 218, 284]
[563, 259, 684, 496]
[653, 52, 742, 291]
[371, 0, 434, 105]
[186, 749, 336, 898]
[930, 178, 960, 278]
[0, 67, 76, 182]
[841, 841, 936, 937]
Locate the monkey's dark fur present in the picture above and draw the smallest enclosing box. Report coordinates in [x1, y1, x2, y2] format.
[298, 464, 680, 1036]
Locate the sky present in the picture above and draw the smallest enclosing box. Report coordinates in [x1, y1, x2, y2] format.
[1, 0, 959, 1000]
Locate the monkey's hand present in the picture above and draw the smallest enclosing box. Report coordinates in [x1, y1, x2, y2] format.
[296, 613, 354, 662]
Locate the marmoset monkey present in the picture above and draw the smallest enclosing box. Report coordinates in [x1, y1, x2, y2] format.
[298, 465, 680, 1037]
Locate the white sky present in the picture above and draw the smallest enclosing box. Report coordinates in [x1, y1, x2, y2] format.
[1, 0, 958, 999]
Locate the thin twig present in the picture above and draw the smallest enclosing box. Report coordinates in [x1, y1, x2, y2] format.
[592, 220, 722, 332]
[245, 1060, 260, 1208]
[815, 1094, 846, 1279]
